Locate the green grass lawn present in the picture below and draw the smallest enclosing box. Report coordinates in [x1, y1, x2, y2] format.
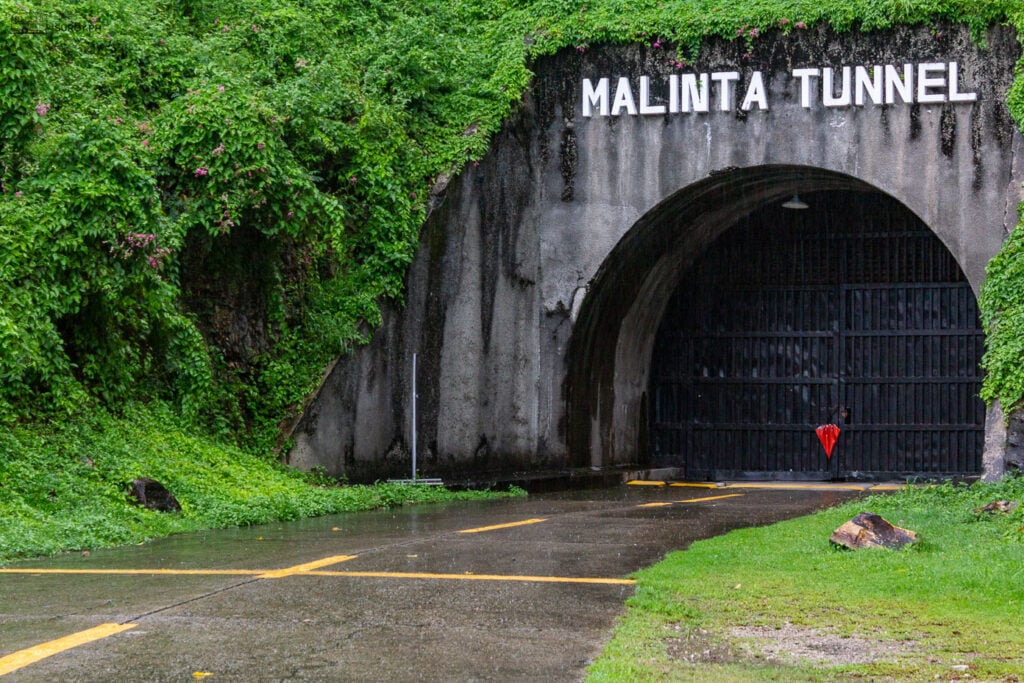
[589, 477, 1024, 682]
[0, 403, 522, 563]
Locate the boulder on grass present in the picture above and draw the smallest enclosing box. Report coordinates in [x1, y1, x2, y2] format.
[830, 512, 917, 550]
[128, 478, 181, 512]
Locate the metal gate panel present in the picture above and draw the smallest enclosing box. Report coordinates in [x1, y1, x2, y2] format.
[649, 191, 984, 480]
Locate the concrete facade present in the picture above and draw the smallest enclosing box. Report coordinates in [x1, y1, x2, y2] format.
[288, 24, 1024, 482]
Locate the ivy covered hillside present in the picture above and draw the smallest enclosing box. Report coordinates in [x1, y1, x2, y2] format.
[1, 0, 1023, 559]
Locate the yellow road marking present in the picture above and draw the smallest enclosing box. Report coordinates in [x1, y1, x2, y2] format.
[669, 482, 722, 489]
[637, 502, 673, 508]
[0, 556, 359, 580]
[306, 570, 635, 585]
[0, 568, 263, 576]
[677, 493, 746, 503]
[626, 480, 666, 486]
[0, 622, 136, 676]
[258, 555, 358, 579]
[457, 518, 547, 534]
[726, 483, 868, 491]
[869, 484, 903, 491]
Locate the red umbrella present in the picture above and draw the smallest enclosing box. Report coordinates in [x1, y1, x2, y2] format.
[815, 423, 841, 459]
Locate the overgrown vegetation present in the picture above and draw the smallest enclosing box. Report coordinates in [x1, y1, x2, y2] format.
[1, 0, 1023, 556]
[0, 402, 523, 563]
[588, 478, 1024, 681]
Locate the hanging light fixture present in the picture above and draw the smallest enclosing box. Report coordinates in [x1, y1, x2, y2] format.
[782, 194, 809, 210]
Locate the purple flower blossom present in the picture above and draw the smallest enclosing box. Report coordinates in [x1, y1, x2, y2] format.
[212, 144, 224, 155]
[748, 28, 759, 37]
[194, 167, 209, 177]
[257, 141, 265, 150]
[349, 176, 357, 184]
[35, 103, 49, 116]
[287, 211, 295, 218]
[14, 190, 22, 199]
[742, 53, 751, 60]
[674, 61, 686, 69]
[796, 21, 806, 29]
[652, 40, 662, 48]
[216, 85, 225, 92]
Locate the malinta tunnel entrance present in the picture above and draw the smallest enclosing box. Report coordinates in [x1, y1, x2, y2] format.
[649, 189, 984, 481]
[566, 167, 986, 481]
[291, 27, 1022, 484]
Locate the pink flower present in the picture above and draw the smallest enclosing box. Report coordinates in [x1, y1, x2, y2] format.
[14, 190, 22, 198]
[287, 211, 294, 218]
[796, 21, 806, 29]
[748, 28, 759, 37]
[212, 144, 224, 155]
[251, 24, 261, 32]
[194, 167, 208, 177]
[652, 40, 661, 48]
[349, 176, 357, 184]
[674, 61, 685, 69]
[216, 85, 225, 92]
[257, 141, 265, 150]
[141, 139, 149, 147]
[779, 18, 789, 25]
[35, 103, 49, 116]
[742, 53, 751, 60]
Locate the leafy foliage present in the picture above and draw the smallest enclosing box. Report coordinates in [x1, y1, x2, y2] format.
[0, 402, 523, 562]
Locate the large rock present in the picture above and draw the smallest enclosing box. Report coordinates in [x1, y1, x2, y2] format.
[830, 512, 917, 550]
[128, 478, 181, 512]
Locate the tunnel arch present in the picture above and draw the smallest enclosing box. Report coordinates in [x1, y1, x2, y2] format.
[565, 164, 984, 475]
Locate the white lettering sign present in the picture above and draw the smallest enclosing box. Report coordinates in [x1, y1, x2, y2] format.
[580, 61, 977, 118]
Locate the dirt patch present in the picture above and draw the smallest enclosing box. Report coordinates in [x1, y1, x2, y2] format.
[664, 626, 736, 664]
[730, 623, 916, 665]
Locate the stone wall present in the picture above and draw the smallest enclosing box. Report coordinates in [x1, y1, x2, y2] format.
[288, 23, 1024, 482]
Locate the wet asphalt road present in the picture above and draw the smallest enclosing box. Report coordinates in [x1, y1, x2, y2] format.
[0, 484, 870, 682]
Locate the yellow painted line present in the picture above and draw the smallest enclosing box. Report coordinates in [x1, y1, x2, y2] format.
[626, 480, 666, 487]
[637, 502, 673, 508]
[457, 518, 547, 534]
[726, 483, 868, 491]
[669, 482, 722, 489]
[869, 484, 903, 491]
[677, 493, 746, 503]
[0, 568, 263, 576]
[258, 554, 358, 579]
[0, 622, 136, 676]
[307, 570, 635, 585]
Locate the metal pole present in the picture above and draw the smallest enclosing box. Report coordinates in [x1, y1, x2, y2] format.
[411, 353, 417, 483]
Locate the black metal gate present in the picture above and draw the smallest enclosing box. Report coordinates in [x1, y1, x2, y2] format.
[649, 191, 985, 480]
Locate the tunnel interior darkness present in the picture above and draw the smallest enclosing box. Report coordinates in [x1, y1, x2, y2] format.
[565, 165, 985, 477]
